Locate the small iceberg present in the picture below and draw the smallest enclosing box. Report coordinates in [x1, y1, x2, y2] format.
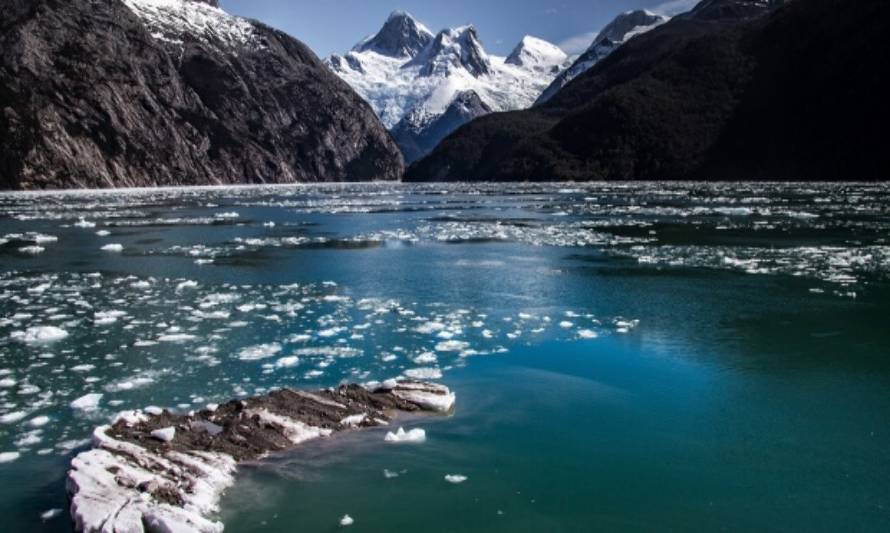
[10, 326, 69, 344]
[384, 427, 426, 443]
[445, 474, 468, 484]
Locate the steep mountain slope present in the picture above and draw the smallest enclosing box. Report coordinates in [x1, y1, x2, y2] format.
[326, 12, 569, 163]
[536, 10, 668, 105]
[0, 0, 402, 189]
[407, 0, 889, 181]
[391, 90, 492, 164]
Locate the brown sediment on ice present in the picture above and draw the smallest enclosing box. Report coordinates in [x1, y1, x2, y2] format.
[67, 380, 455, 532]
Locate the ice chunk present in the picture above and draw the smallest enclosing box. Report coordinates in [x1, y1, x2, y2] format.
[29, 415, 51, 427]
[10, 326, 69, 344]
[238, 343, 282, 361]
[384, 427, 426, 443]
[0, 451, 20, 463]
[413, 351, 437, 364]
[40, 508, 63, 521]
[151, 427, 176, 443]
[340, 515, 354, 526]
[445, 474, 467, 484]
[340, 413, 366, 427]
[577, 329, 598, 339]
[158, 333, 197, 342]
[403, 367, 443, 380]
[435, 340, 470, 352]
[18, 245, 45, 254]
[274, 356, 300, 368]
[101, 243, 124, 252]
[70, 393, 103, 411]
[0, 411, 27, 424]
[74, 218, 96, 228]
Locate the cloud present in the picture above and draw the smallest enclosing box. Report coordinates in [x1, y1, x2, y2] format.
[558, 31, 598, 55]
[651, 0, 700, 16]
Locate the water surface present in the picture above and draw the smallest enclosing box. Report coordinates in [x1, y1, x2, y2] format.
[0, 183, 888, 531]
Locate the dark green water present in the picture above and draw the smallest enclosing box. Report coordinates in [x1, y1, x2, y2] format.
[0, 183, 888, 531]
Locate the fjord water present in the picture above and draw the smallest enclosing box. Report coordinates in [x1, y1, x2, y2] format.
[0, 183, 888, 532]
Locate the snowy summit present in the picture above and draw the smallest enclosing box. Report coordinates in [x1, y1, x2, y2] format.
[325, 11, 570, 162]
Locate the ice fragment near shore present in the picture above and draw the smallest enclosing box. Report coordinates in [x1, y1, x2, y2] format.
[384, 427, 426, 443]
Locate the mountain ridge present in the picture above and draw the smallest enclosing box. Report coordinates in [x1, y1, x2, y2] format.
[406, 0, 889, 181]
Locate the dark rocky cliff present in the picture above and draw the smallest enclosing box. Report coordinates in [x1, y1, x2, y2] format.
[407, 0, 889, 181]
[0, 0, 403, 189]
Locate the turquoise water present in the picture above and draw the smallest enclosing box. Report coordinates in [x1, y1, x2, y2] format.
[0, 183, 888, 531]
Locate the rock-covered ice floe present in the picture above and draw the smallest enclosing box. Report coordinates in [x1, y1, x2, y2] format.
[67, 381, 454, 532]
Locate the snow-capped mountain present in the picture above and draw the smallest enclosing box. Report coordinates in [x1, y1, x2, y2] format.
[536, 10, 668, 105]
[326, 11, 570, 162]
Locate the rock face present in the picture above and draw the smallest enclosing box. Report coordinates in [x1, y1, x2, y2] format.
[325, 11, 569, 163]
[67, 380, 455, 532]
[535, 10, 668, 105]
[0, 0, 403, 190]
[407, 0, 890, 181]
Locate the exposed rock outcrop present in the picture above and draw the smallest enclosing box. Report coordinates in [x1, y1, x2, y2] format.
[67, 380, 455, 532]
[0, 0, 403, 189]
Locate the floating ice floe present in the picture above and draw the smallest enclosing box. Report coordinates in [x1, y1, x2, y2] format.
[577, 329, 598, 339]
[340, 514, 354, 527]
[158, 333, 198, 342]
[101, 243, 124, 252]
[238, 343, 282, 361]
[40, 508, 63, 521]
[445, 474, 468, 484]
[403, 367, 443, 380]
[384, 427, 426, 443]
[0, 411, 27, 424]
[435, 340, 470, 352]
[10, 326, 69, 344]
[74, 219, 96, 228]
[18, 245, 45, 254]
[0, 451, 21, 463]
[273, 356, 300, 369]
[70, 393, 103, 411]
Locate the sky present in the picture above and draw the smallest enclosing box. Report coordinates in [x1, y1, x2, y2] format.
[220, 0, 700, 58]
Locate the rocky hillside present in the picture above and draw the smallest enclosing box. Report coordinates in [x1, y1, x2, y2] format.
[407, 0, 889, 181]
[0, 0, 403, 190]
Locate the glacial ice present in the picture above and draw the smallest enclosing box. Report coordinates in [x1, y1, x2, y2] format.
[10, 326, 69, 344]
[384, 427, 426, 443]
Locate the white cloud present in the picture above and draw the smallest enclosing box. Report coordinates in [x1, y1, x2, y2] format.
[558, 31, 598, 55]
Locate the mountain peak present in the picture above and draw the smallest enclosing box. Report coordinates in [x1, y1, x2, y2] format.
[354, 10, 434, 58]
[505, 35, 567, 70]
[409, 25, 491, 77]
